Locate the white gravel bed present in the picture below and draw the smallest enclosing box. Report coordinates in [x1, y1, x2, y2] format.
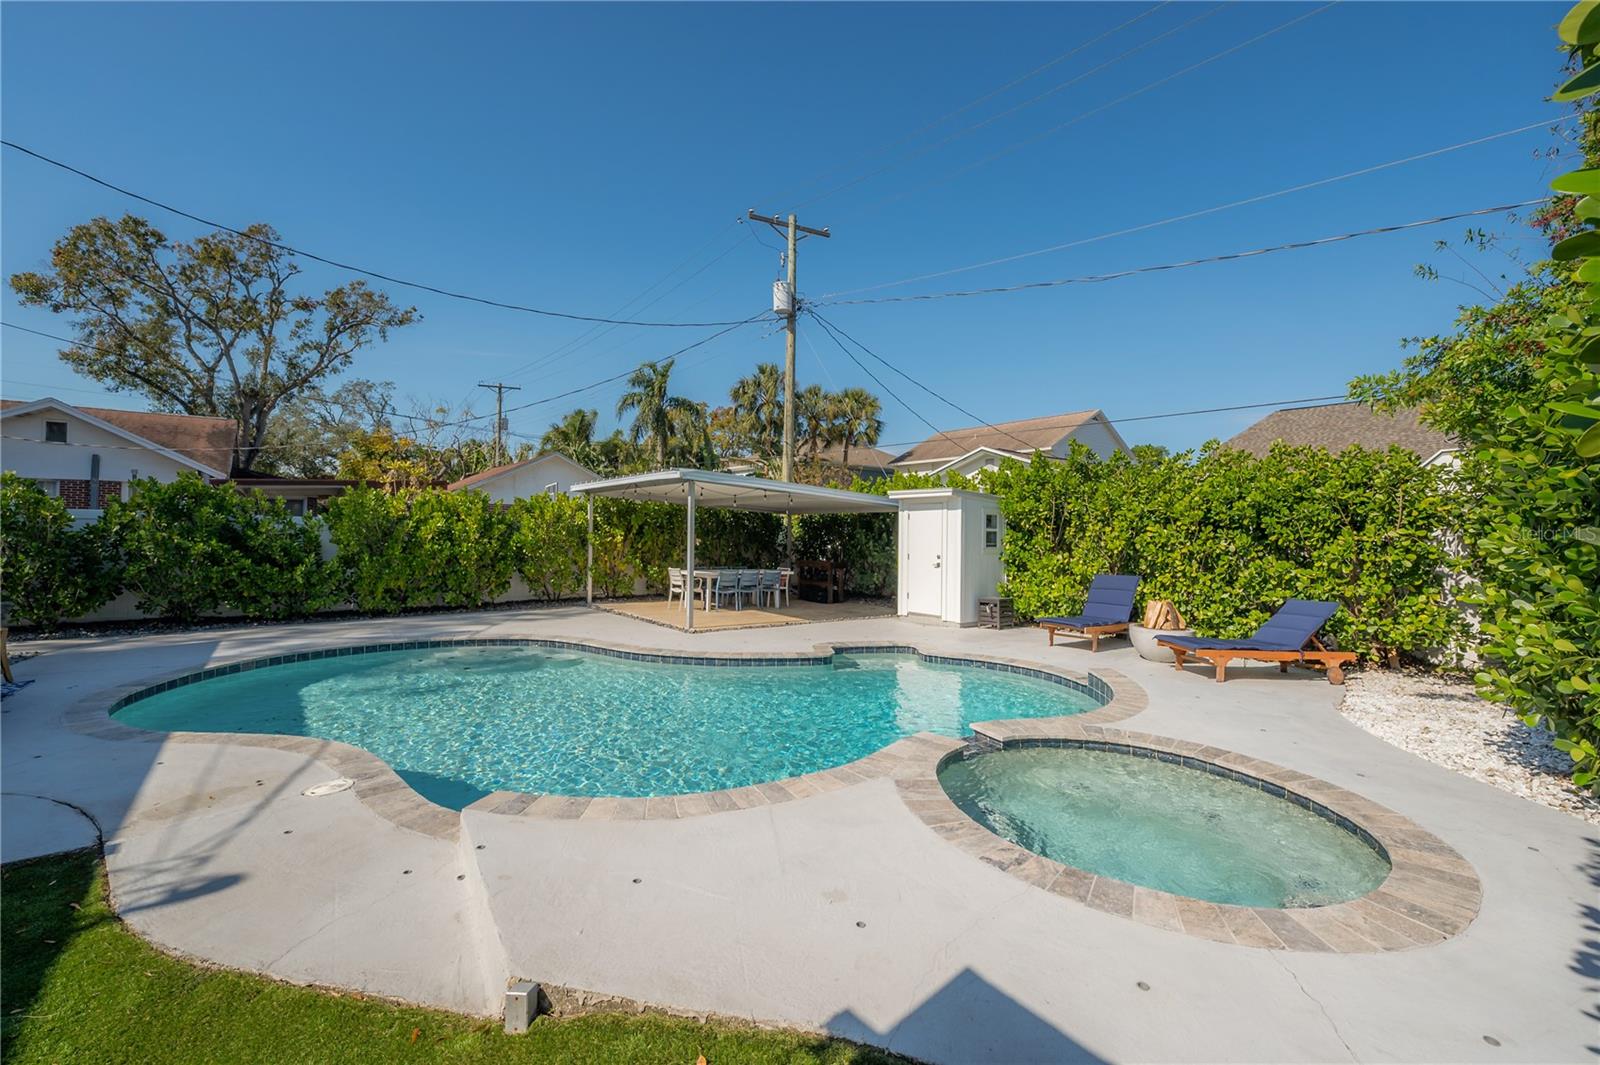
[1340, 669, 1600, 825]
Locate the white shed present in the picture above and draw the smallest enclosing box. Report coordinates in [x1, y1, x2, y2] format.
[889, 487, 1004, 626]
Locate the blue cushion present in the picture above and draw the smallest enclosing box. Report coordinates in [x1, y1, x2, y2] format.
[1162, 600, 1340, 653]
[1248, 599, 1338, 650]
[1077, 574, 1140, 624]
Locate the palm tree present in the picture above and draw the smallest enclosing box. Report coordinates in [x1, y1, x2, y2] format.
[832, 387, 884, 468]
[540, 408, 597, 456]
[797, 384, 836, 461]
[727, 363, 785, 463]
[615, 358, 699, 470]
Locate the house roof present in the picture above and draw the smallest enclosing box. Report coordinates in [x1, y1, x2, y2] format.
[1223, 402, 1456, 461]
[815, 443, 897, 471]
[447, 450, 596, 491]
[891, 410, 1103, 466]
[0, 397, 234, 477]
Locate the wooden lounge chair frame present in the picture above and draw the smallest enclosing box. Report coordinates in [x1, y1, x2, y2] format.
[1040, 619, 1128, 652]
[1158, 634, 1357, 684]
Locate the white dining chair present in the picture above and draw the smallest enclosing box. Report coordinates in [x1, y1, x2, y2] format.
[667, 567, 685, 605]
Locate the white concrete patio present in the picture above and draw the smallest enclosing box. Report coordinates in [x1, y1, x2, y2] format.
[2, 605, 1595, 1063]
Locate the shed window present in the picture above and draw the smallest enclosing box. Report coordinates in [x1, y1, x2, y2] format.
[36, 479, 61, 497]
[44, 420, 68, 443]
[984, 512, 1000, 549]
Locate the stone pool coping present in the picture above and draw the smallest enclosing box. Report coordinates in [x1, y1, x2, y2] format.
[894, 722, 1482, 954]
[64, 637, 1147, 843]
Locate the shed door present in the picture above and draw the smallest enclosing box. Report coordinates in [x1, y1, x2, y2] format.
[903, 508, 945, 616]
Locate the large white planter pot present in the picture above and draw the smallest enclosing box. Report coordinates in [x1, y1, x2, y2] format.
[1129, 624, 1194, 663]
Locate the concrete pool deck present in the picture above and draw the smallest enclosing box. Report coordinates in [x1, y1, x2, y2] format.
[2, 605, 1595, 1063]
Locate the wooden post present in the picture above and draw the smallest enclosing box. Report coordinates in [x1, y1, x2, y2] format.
[781, 213, 798, 483]
[585, 495, 594, 605]
[684, 481, 696, 630]
[747, 209, 828, 485]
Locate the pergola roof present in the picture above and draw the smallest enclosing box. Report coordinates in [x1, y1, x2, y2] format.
[571, 468, 898, 514]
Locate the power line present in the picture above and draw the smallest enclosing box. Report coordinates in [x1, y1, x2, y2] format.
[824, 117, 1569, 299]
[499, 219, 752, 381]
[819, 199, 1548, 307]
[1, 140, 754, 329]
[805, 307, 1040, 453]
[870, 395, 1356, 451]
[847, 1, 1340, 218]
[807, 310, 974, 458]
[3, 313, 770, 432]
[759, 3, 1170, 210]
[783, 2, 1189, 211]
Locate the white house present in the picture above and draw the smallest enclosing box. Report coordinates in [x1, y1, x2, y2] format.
[447, 451, 599, 501]
[0, 397, 231, 518]
[890, 409, 1130, 478]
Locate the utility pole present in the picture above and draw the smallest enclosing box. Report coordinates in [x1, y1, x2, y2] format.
[748, 210, 829, 483]
[477, 382, 522, 466]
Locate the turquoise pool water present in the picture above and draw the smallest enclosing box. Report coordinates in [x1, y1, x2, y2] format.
[938, 747, 1390, 908]
[115, 646, 1098, 807]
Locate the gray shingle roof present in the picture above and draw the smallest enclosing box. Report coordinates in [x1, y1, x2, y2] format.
[1223, 402, 1455, 461]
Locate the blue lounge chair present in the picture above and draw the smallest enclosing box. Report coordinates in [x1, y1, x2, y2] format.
[1037, 575, 1141, 651]
[1156, 599, 1357, 684]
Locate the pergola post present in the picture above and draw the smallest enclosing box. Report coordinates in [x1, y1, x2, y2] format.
[585, 494, 594, 605]
[684, 480, 696, 630]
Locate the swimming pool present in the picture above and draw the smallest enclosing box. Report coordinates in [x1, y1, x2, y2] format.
[938, 746, 1391, 908]
[114, 644, 1101, 808]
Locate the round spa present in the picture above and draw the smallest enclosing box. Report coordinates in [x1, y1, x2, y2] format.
[112, 643, 1102, 808]
[937, 745, 1391, 908]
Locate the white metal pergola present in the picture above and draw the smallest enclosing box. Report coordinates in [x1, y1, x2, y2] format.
[570, 468, 899, 629]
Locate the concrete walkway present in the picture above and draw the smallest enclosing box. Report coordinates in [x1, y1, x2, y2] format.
[2, 605, 1595, 1062]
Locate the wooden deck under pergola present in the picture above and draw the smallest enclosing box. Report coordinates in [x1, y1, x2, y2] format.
[571, 468, 899, 632]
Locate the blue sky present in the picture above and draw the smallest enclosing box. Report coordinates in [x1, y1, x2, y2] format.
[0, 1, 1572, 454]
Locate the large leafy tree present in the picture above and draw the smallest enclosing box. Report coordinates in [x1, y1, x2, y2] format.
[615, 357, 700, 469]
[254, 378, 396, 477]
[9, 215, 418, 474]
[1353, 4, 1600, 785]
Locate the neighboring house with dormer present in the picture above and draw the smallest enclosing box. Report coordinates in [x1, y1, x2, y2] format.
[447, 451, 599, 501]
[889, 409, 1130, 478]
[1223, 402, 1458, 466]
[0, 397, 232, 517]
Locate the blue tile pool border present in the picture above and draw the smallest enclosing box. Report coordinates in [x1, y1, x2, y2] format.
[107, 638, 1112, 714]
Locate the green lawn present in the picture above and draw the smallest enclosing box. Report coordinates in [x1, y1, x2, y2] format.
[2, 850, 902, 1065]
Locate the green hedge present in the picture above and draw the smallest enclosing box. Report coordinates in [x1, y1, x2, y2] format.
[2, 452, 1465, 664]
[0, 472, 121, 628]
[984, 444, 1461, 663]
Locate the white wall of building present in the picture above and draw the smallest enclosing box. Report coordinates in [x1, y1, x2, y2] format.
[2, 409, 196, 484]
[891, 488, 1003, 626]
[457, 453, 597, 503]
[1047, 417, 1125, 460]
[1, 406, 215, 521]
